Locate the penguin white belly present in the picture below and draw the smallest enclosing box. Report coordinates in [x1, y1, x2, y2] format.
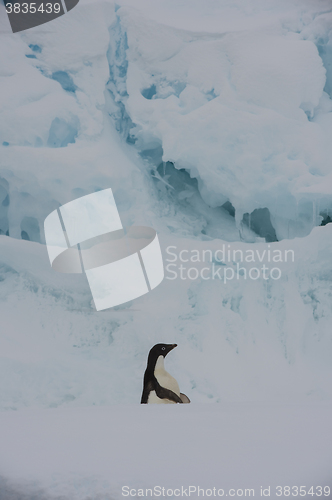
[150, 355, 181, 404]
[147, 390, 176, 404]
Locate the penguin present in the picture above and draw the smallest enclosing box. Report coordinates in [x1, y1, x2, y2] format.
[141, 343, 190, 404]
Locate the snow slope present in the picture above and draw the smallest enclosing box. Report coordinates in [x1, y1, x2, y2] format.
[1, 220, 332, 410]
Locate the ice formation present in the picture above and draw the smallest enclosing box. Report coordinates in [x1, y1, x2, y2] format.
[1, 0, 332, 496]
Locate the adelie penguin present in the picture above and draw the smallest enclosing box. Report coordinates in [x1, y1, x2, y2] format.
[141, 343, 190, 404]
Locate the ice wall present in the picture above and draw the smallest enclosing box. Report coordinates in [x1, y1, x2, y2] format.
[2, 0, 332, 243]
[107, 2, 332, 241]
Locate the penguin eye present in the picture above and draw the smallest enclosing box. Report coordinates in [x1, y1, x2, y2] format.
[162, 347, 165, 350]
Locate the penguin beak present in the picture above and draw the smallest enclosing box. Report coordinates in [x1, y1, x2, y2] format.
[170, 344, 177, 351]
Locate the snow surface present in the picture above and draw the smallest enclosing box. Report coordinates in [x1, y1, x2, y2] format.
[0, 403, 332, 500]
[1, 0, 332, 497]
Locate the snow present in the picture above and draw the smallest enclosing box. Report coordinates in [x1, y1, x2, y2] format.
[1, 224, 332, 410]
[0, 403, 332, 499]
[1, 0, 332, 497]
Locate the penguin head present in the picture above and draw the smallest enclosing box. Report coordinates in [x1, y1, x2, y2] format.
[147, 343, 177, 367]
[152, 343, 177, 358]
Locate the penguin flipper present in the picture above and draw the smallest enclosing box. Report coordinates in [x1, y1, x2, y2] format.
[155, 384, 183, 404]
[180, 393, 191, 403]
[141, 380, 153, 404]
